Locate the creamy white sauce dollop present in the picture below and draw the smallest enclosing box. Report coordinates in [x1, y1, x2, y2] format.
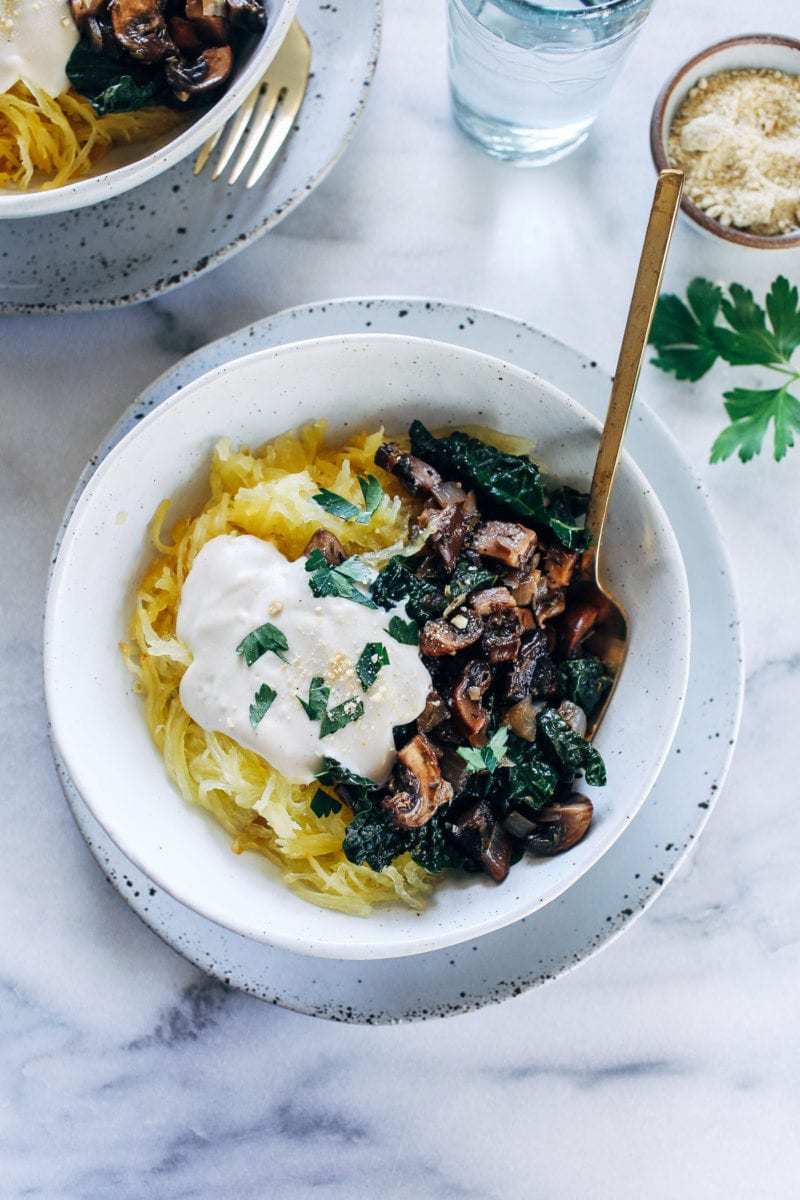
[0, 0, 79, 97]
[176, 535, 433, 785]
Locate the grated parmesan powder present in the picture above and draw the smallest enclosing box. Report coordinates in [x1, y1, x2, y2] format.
[668, 68, 800, 236]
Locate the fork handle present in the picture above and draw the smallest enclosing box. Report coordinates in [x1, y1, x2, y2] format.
[584, 169, 684, 558]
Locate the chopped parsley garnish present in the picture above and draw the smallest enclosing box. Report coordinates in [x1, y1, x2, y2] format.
[649, 275, 800, 462]
[310, 788, 342, 818]
[355, 642, 389, 690]
[387, 615, 419, 645]
[305, 550, 377, 609]
[298, 676, 330, 721]
[249, 683, 277, 727]
[320, 698, 365, 738]
[312, 473, 384, 524]
[236, 621, 289, 666]
[458, 725, 510, 775]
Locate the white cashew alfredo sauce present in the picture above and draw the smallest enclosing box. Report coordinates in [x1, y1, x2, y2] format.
[176, 535, 433, 785]
[0, 0, 79, 96]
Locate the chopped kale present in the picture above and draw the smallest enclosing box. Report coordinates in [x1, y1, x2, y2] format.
[369, 555, 446, 625]
[502, 732, 561, 810]
[545, 487, 591, 552]
[556, 656, 611, 717]
[536, 707, 607, 787]
[408, 420, 590, 549]
[447, 557, 499, 598]
[66, 41, 172, 116]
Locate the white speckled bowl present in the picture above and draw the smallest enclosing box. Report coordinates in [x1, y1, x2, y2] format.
[0, 0, 298, 218]
[650, 34, 800, 249]
[44, 334, 691, 960]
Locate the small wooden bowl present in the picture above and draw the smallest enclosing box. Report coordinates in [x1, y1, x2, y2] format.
[650, 34, 800, 250]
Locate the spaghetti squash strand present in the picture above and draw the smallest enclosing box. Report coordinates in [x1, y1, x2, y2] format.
[124, 422, 438, 915]
[0, 81, 183, 190]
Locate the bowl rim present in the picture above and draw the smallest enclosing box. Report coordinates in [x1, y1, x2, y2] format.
[44, 331, 691, 960]
[650, 33, 800, 250]
[0, 0, 299, 218]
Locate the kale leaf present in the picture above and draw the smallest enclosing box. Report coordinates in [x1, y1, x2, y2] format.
[370, 555, 446, 625]
[409, 420, 549, 523]
[66, 41, 171, 115]
[408, 421, 589, 549]
[536, 708, 606, 787]
[556, 656, 610, 717]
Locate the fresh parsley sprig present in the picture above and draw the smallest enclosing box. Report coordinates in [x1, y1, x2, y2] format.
[457, 726, 510, 775]
[305, 549, 377, 609]
[649, 275, 800, 463]
[236, 621, 289, 665]
[312, 474, 384, 524]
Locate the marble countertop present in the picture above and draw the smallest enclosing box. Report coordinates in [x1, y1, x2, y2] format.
[3, 0, 799, 1195]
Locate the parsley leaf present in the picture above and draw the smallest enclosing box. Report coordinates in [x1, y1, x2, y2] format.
[312, 474, 384, 525]
[305, 552, 377, 609]
[649, 275, 800, 462]
[355, 474, 384, 524]
[236, 622, 289, 665]
[320, 698, 365, 738]
[387, 615, 419, 645]
[311, 488, 361, 521]
[310, 788, 342, 818]
[249, 683, 277, 727]
[298, 676, 330, 721]
[458, 726, 510, 775]
[355, 642, 389, 690]
[711, 385, 800, 464]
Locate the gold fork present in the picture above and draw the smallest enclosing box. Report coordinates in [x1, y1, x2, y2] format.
[194, 20, 311, 187]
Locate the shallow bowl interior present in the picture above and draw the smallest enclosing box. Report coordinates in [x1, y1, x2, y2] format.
[44, 333, 691, 960]
[0, 0, 298, 218]
[650, 34, 800, 250]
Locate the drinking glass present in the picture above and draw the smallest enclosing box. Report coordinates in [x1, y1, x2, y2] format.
[447, 0, 656, 165]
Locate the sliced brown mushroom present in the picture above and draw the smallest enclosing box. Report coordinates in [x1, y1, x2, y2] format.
[471, 521, 538, 570]
[69, 0, 106, 28]
[534, 589, 566, 627]
[446, 799, 513, 882]
[381, 734, 453, 829]
[303, 528, 347, 566]
[416, 689, 449, 734]
[469, 586, 522, 664]
[560, 599, 601, 657]
[165, 45, 234, 100]
[110, 0, 172, 62]
[501, 630, 556, 705]
[525, 795, 593, 856]
[419, 504, 466, 572]
[168, 15, 204, 51]
[226, 0, 267, 31]
[375, 442, 446, 500]
[468, 586, 516, 618]
[501, 695, 545, 742]
[451, 658, 492, 744]
[542, 541, 580, 589]
[419, 613, 484, 657]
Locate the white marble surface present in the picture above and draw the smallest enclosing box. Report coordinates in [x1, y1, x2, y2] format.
[2, 0, 800, 1195]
